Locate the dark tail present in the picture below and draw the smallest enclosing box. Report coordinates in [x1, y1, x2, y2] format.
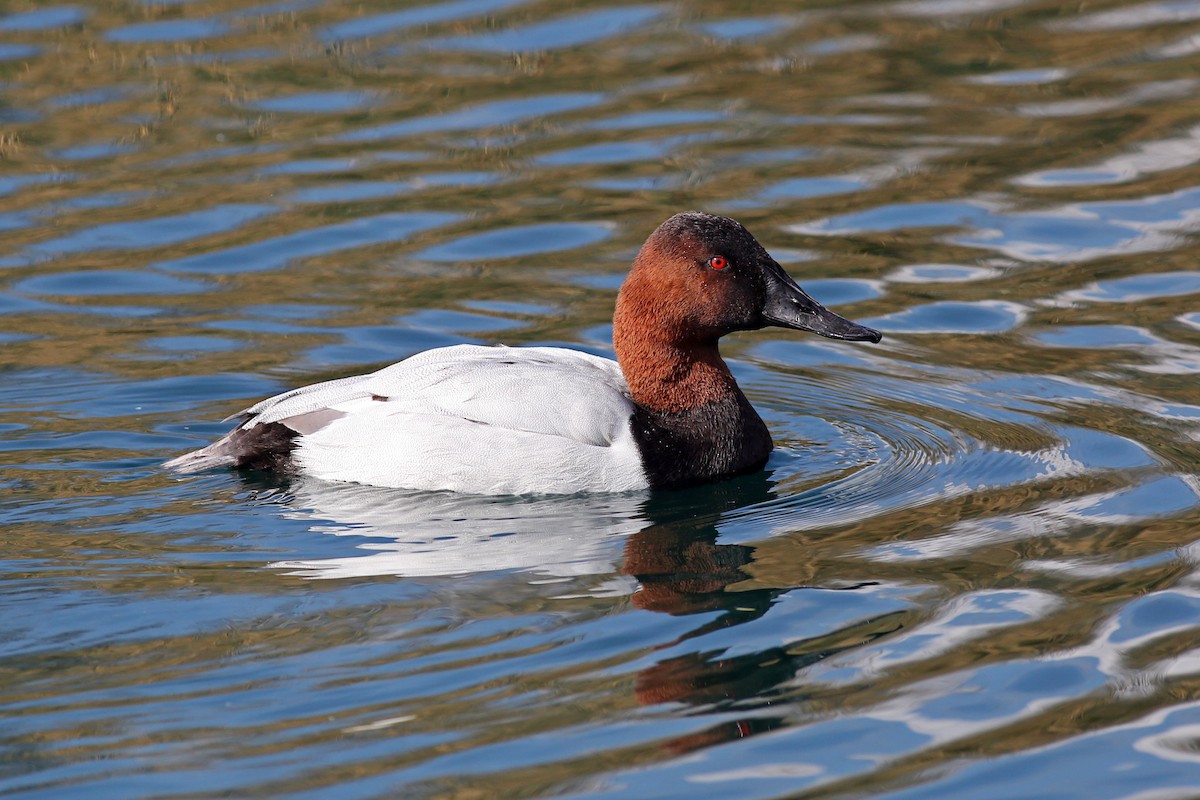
[165, 422, 300, 474]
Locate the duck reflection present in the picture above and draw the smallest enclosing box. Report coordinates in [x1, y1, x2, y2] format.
[626, 473, 779, 624]
[256, 468, 780, 584]
[622, 474, 885, 753]
[250, 468, 885, 753]
[261, 477, 649, 580]
[622, 478, 793, 752]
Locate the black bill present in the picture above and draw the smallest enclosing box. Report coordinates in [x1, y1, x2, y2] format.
[759, 261, 882, 343]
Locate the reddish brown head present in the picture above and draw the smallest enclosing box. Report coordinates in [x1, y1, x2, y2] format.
[613, 212, 880, 412]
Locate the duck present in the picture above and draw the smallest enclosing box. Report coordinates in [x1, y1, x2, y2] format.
[165, 212, 882, 495]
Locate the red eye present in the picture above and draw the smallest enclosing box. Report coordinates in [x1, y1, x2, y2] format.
[709, 256, 729, 270]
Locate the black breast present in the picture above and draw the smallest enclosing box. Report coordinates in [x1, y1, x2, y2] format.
[630, 393, 773, 489]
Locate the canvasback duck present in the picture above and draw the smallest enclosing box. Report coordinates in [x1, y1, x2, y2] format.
[165, 212, 881, 494]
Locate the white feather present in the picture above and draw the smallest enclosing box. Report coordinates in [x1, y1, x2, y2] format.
[176, 344, 650, 495]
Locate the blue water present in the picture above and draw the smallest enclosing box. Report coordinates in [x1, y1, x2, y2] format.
[3, 0, 1200, 797]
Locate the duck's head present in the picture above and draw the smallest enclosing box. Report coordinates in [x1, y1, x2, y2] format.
[616, 211, 882, 345]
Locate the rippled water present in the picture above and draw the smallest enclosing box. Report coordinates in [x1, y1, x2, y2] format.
[3, 0, 1200, 797]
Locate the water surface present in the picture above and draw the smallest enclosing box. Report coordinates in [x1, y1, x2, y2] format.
[3, 0, 1200, 797]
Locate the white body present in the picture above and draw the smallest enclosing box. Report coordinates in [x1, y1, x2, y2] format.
[168, 344, 651, 495]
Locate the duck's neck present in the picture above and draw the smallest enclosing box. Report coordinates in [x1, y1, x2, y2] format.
[612, 264, 741, 411]
[615, 332, 740, 413]
[613, 318, 772, 489]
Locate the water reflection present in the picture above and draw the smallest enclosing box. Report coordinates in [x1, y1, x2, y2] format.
[267, 470, 774, 582]
[269, 478, 646, 579]
[625, 477, 894, 756]
[269, 467, 897, 759]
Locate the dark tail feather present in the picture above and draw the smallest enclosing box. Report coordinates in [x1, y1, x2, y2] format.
[164, 422, 300, 474]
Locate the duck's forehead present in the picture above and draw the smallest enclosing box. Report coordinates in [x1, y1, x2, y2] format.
[665, 212, 744, 239]
[662, 213, 760, 254]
